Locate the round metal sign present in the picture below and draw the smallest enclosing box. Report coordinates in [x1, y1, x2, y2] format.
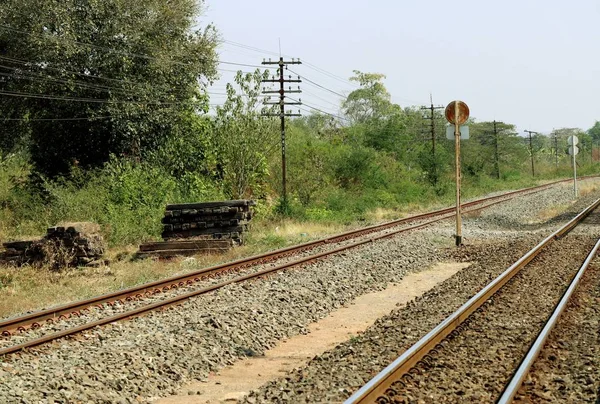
[445, 100, 470, 125]
[568, 135, 579, 146]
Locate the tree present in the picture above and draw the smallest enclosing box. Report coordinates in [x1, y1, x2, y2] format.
[213, 70, 278, 199]
[467, 121, 522, 179]
[342, 71, 396, 124]
[587, 121, 600, 142]
[0, 0, 218, 177]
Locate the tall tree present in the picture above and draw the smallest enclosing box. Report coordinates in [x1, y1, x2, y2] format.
[342, 71, 396, 124]
[213, 70, 278, 199]
[0, 0, 218, 177]
[468, 121, 522, 178]
[587, 121, 600, 141]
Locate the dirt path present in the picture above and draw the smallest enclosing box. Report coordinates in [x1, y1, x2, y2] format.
[157, 262, 469, 404]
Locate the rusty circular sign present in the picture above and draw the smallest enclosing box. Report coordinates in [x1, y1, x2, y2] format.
[445, 100, 470, 125]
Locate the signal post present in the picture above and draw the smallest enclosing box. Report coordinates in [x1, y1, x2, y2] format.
[445, 100, 470, 247]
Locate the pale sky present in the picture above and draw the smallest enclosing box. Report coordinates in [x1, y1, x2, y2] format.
[201, 0, 600, 134]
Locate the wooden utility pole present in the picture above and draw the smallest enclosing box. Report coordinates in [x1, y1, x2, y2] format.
[493, 120, 500, 179]
[524, 130, 537, 177]
[261, 57, 302, 205]
[554, 132, 559, 170]
[420, 95, 444, 184]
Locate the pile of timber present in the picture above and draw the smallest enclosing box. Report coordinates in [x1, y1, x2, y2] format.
[0, 222, 106, 269]
[137, 200, 255, 258]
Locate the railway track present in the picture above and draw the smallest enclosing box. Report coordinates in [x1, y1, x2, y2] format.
[345, 197, 600, 403]
[0, 180, 584, 356]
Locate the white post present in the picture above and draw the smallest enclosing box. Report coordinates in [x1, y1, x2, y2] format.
[573, 148, 578, 198]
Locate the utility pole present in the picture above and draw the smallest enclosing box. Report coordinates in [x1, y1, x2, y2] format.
[261, 57, 302, 206]
[420, 94, 444, 184]
[524, 130, 538, 177]
[493, 120, 500, 179]
[553, 132, 559, 170]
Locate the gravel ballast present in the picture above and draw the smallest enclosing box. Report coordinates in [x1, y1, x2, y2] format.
[0, 214, 446, 351]
[393, 234, 597, 402]
[0, 229, 443, 402]
[514, 260, 600, 403]
[245, 185, 600, 403]
[0, 180, 598, 403]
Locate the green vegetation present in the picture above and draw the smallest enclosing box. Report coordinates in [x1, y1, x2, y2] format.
[0, 2, 599, 249]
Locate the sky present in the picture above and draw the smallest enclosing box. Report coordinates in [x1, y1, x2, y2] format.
[201, 0, 600, 134]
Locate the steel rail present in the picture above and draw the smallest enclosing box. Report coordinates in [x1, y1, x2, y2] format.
[497, 237, 600, 404]
[0, 181, 562, 336]
[344, 196, 600, 404]
[0, 196, 557, 356]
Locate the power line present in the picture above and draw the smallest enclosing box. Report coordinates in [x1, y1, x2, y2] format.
[222, 40, 284, 58]
[222, 39, 358, 89]
[1, 116, 113, 122]
[0, 56, 232, 99]
[300, 87, 343, 108]
[0, 55, 177, 89]
[0, 24, 276, 71]
[286, 96, 342, 117]
[289, 97, 349, 122]
[288, 69, 346, 98]
[302, 61, 359, 89]
[0, 69, 175, 98]
[0, 89, 191, 105]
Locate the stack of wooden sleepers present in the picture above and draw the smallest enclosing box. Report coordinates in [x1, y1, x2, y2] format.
[137, 200, 255, 258]
[0, 223, 105, 267]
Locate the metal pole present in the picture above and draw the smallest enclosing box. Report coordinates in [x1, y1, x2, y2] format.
[454, 101, 462, 246]
[278, 57, 287, 204]
[554, 134, 558, 170]
[573, 146, 578, 198]
[431, 103, 436, 184]
[529, 131, 535, 177]
[524, 130, 536, 176]
[493, 120, 500, 179]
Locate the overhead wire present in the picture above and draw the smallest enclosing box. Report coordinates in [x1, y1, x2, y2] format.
[0, 89, 192, 104]
[286, 96, 343, 118]
[0, 24, 276, 71]
[222, 39, 359, 89]
[287, 96, 349, 122]
[287, 68, 347, 98]
[1, 116, 113, 122]
[300, 87, 343, 108]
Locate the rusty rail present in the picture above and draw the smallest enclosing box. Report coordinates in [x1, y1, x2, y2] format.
[344, 196, 600, 403]
[0, 196, 529, 356]
[0, 180, 565, 338]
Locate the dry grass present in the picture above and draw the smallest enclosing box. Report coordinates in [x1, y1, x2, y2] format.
[577, 181, 600, 197]
[0, 245, 260, 318]
[534, 181, 600, 223]
[0, 221, 350, 319]
[535, 203, 571, 222]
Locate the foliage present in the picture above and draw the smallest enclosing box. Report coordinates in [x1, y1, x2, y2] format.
[0, 0, 219, 177]
[213, 70, 278, 199]
[587, 121, 600, 141]
[2, 5, 600, 251]
[342, 71, 397, 124]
